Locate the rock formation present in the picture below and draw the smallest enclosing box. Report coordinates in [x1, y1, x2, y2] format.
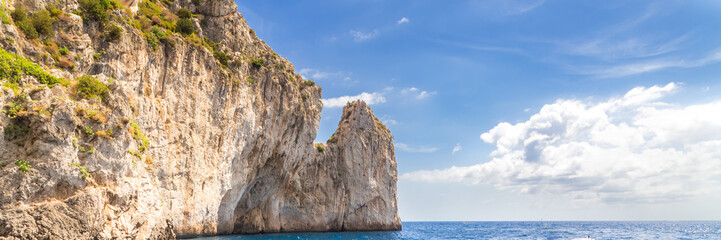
[231, 101, 401, 234]
[0, 0, 401, 238]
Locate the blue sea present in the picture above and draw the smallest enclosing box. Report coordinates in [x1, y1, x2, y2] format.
[193, 221, 721, 240]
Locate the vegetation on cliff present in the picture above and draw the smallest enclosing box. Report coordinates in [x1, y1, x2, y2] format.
[0, 48, 66, 87]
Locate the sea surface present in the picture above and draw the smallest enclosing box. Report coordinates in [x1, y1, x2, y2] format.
[192, 221, 721, 240]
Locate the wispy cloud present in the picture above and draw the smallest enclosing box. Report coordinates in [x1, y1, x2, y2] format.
[580, 48, 721, 78]
[506, 0, 546, 15]
[553, 7, 688, 61]
[397, 17, 409, 24]
[402, 87, 437, 99]
[349, 30, 379, 42]
[563, 34, 690, 61]
[323, 92, 386, 108]
[469, 0, 546, 16]
[452, 143, 462, 154]
[403, 83, 721, 203]
[532, 5, 709, 79]
[379, 116, 399, 126]
[396, 142, 439, 153]
[432, 39, 529, 58]
[417, 91, 436, 99]
[299, 68, 353, 82]
[347, 17, 411, 43]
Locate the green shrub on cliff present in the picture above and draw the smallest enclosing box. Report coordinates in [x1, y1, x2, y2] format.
[177, 8, 192, 19]
[12, 7, 59, 38]
[76, 75, 109, 100]
[47, 5, 63, 18]
[16, 20, 38, 39]
[78, 0, 113, 24]
[4, 123, 29, 141]
[129, 120, 150, 152]
[315, 143, 325, 153]
[151, 26, 169, 41]
[84, 126, 95, 137]
[3, 101, 25, 119]
[11, 6, 37, 39]
[30, 9, 54, 37]
[251, 58, 264, 68]
[138, 0, 162, 18]
[106, 24, 122, 42]
[144, 26, 171, 50]
[11, 5, 26, 22]
[214, 50, 229, 67]
[0, 48, 66, 87]
[175, 18, 194, 35]
[15, 159, 31, 174]
[59, 46, 69, 55]
[71, 163, 90, 179]
[0, 9, 9, 24]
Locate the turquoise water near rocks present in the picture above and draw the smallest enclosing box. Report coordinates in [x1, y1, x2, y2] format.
[192, 221, 721, 239]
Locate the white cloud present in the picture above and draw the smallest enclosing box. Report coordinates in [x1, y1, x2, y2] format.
[417, 91, 436, 99]
[433, 40, 528, 56]
[401, 87, 418, 94]
[322, 92, 386, 108]
[299, 68, 352, 81]
[396, 143, 438, 153]
[403, 83, 721, 203]
[565, 34, 688, 61]
[402, 87, 437, 99]
[557, 9, 681, 61]
[506, 0, 546, 15]
[349, 30, 379, 42]
[379, 116, 399, 126]
[470, 0, 546, 16]
[452, 143, 462, 154]
[397, 17, 409, 24]
[581, 49, 721, 78]
[383, 119, 398, 125]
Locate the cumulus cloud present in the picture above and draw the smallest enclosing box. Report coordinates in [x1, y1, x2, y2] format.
[396, 143, 439, 153]
[350, 30, 379, 42]
[322, 92, 386, 108]
[452, 143, 462, 154]
[402, 87, 437, 99]
[397, 17, 409, 24]
[402, 82, 721, 203]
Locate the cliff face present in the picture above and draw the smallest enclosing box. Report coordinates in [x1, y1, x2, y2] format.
[232, 101, 401, 234]
[0, 0, 401, 238]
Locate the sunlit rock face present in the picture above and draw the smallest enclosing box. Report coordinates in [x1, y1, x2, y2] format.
[0, 0, 400, 238]
[232, 101, 401, 234]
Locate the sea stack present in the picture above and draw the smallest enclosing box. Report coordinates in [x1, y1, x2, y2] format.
[0, 0, 401, 238]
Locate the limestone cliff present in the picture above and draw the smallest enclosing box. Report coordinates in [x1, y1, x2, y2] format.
[232, 101, 401, 234]
[0, 0, 401, 238]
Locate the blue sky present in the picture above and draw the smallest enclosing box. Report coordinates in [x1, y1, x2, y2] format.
[236, 0, 721, 221]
